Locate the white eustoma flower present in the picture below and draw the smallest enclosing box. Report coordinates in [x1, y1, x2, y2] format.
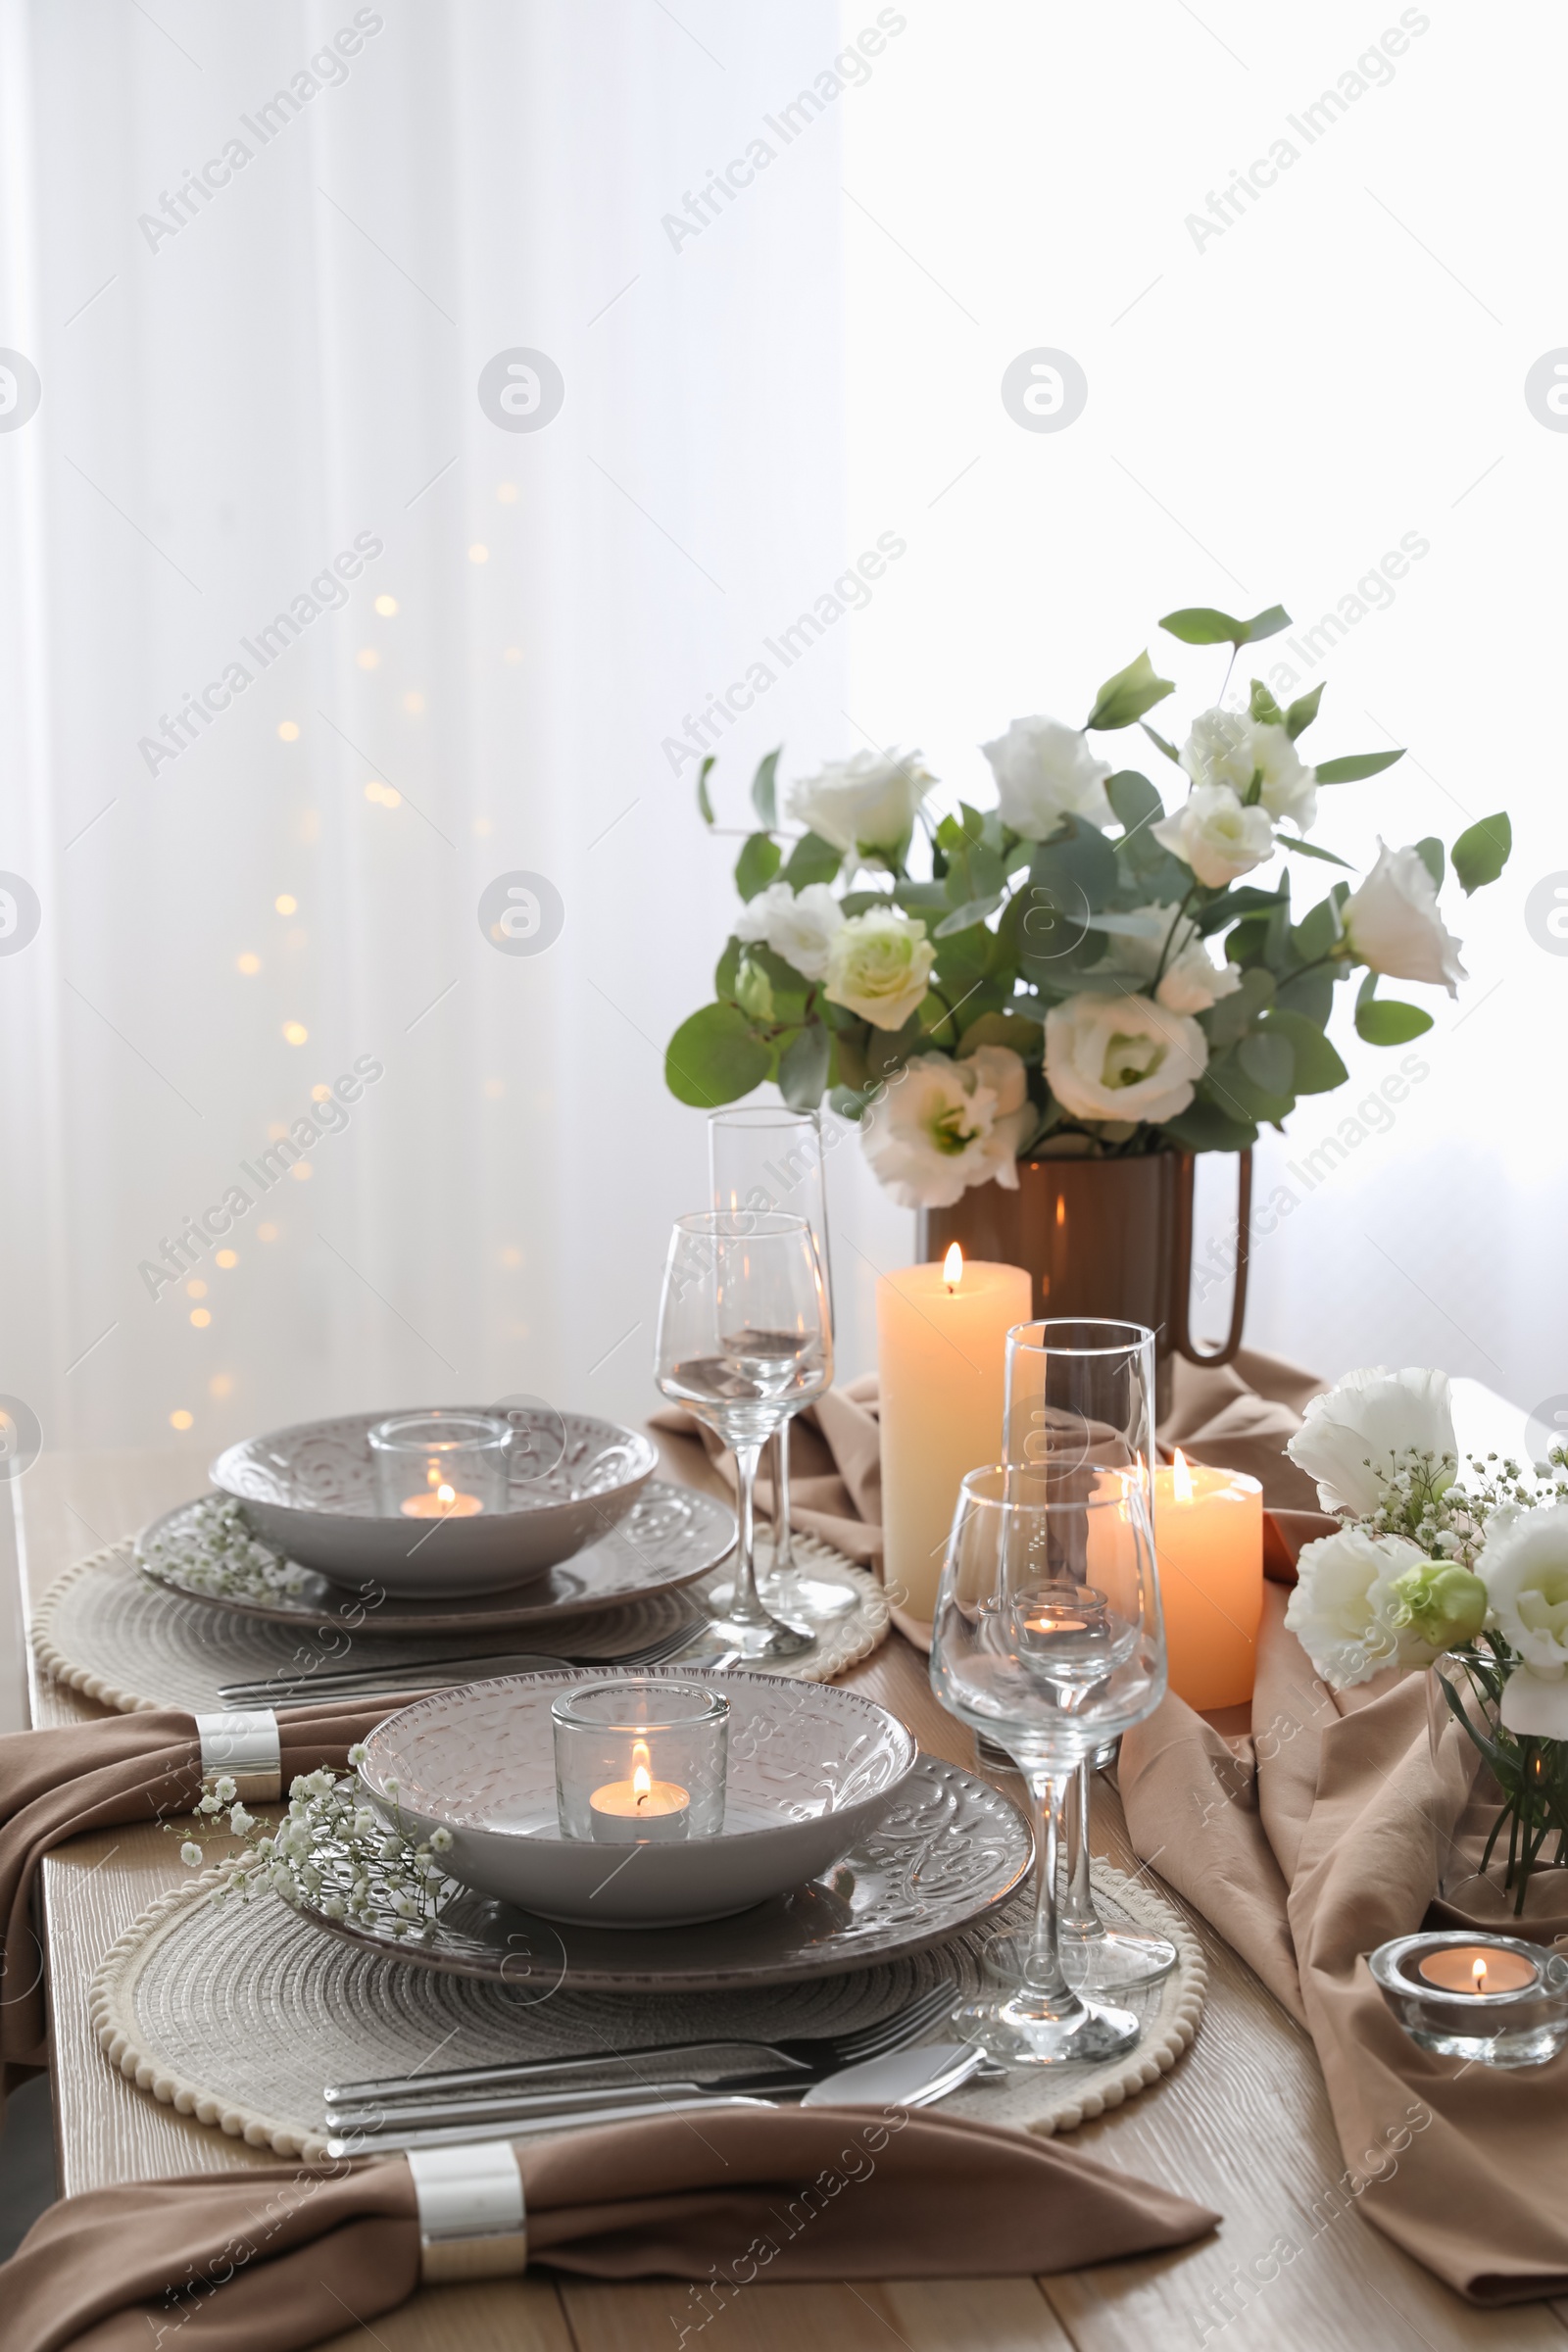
[979, 715, 1114, 838]
[1478, 1503, 1568, 1736]
[1152, 784, 1276, 888]
[1286, 1366, 1458, 1517]
[1342, 840, 1467, 997]
[1284, 1527, 1432, 1686]
[861, 1046, 1035, 1208]
[823, 905, 936, 1032]
[785, 749, 932, 860]
[1089, 904, 1243, 1015]
[1043, 993, 1207, 1125]
[1182, 708, 1317, 831]
[731, 880, 844, 981]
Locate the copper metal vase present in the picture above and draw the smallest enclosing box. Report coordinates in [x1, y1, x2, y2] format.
[919, 1149, 1251, 1416]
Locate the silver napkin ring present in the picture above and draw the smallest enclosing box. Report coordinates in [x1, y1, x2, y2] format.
[193, 1709, 281, 1803]
[407, 2142, 528, 2281]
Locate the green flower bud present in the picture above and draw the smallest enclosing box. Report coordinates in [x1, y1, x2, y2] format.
[734, 955, 775, 1023]
[1384, 1561, 1487, 1651]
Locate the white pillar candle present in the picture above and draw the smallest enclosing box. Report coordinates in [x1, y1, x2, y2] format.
[877, 1248, 1032, 1621]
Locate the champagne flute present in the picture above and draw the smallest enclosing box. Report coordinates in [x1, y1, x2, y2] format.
[1004, 1319, 1176, 1992]
[708, 1107, 852, 1619]
[654, 1211, 828, 1662]
[930, 1456, 1166, 2065]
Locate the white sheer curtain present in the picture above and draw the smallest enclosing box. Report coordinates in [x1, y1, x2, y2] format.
[0, 0, 892, 1460]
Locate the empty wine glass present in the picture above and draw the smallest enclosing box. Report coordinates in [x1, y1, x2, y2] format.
[708, 1107, 854, 1621]
[654, 1210, 829, 1662]
[1004, 1319, 1176, 1993]
[930, 1461, 1166, 2065]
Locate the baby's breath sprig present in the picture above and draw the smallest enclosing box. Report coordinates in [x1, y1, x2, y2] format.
[136, 1494, 311, 1602]
[1361, 1443, 1568, 1572]
[173, 1745, 457, 1938]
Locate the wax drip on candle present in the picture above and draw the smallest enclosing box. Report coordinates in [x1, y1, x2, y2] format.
[943, 1243, 963, 1293]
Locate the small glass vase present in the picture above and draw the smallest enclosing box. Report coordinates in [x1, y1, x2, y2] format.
[1428, 1649, 1568, 1923]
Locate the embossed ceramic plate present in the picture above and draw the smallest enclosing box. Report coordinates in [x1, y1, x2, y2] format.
[210, 1407, 658, 1592]
[135, 1483, 736, 1634]
[290, 1755, 1032, 1990]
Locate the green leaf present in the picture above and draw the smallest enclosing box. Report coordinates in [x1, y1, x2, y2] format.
[1202, 964, 1275, 1050]
[734, 830, 782, 902]
[1272, 966, 1335, 1025]
[956, 1007, 1045, 1062]
[750, 747, 781, 832]
[1141, 722, 1182, 765]
[1280, 836, 1353, 868]
[696, 755, 716, 828]
[1314, 750, 1405, 784]
[1195, 884, 1289, 937]
[1292, 894, 1346, 963]
[1414, 836, 1445, 892]
[664, 1004, 771, 1107]
[893, 880, 949, 916]
[780, 830, 841, 889]
[1285, 684, 1324, 740]
[1355, 996, 1434, 1046]
[1451, 812, 1512, 895]
[1239, 1030, 1294, 1097]
[1105, 769, 1163, 833]
[1259, 1007, 1348, 1095]
[1159, 604, 1291, 647]
[1249, 679, 1285, 727]
[1086, 650, 1175, 732]
[777, 1020, 831, 1109]
[1205, 1045, 1293, 1126]
[935, 892, 1004, 938]
[1028, 814, 1119, 910]
[1163, 1096, 1259, 1152]
[714, 935, 741, 1000]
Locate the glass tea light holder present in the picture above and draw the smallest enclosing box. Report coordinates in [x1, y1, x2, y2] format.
[553, 1679, 729, 1845]
[1369, 1931, 1568, 2068]
[368, 1411, 514, 1521]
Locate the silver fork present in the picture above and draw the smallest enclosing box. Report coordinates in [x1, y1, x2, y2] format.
[219, 1617, 704, 1708]
[323, 1980, 960, 2129]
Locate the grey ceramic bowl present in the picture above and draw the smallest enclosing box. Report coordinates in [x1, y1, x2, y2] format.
[356, 1668, 920, 1928]
[210, 1408, 658, 1596]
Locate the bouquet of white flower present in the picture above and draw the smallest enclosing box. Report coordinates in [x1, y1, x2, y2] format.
[1285, 1368, 1568, 1912]
[665, 604, 1510, 1207]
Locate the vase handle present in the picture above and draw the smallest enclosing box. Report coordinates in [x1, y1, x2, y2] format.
[1171, 1149, 1251, 1367]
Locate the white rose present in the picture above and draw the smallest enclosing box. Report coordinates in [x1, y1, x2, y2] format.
[1043, 992, 1207, 1125]
[823, 904, 936, 1032]
[785, 749, 932, 861]
[861, 1046, 1035, 1208]
[1182, 708, 1317, 831]
[979, 715, 1114, 839]
[731, 880, 844, 981]
[1286, 1365, 1457, 1517]
[1342, 840, 1467, 998]
[1088, 904, 1243, 1015]
[1478, 1503, 1568, 1736]
[1284, 1527, 1431, 1687]
[1152, 784, 1275, 888]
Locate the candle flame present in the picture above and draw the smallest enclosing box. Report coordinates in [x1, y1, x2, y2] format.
[1172, 1447, 1194, 1505]
[426, 1464, 441, 1488]
[632, 1752, 652, 1810]
[437, 1483, 456, 1505]
[1473, 1956, 1488, 1991]
[943, 1242, 963, 1291]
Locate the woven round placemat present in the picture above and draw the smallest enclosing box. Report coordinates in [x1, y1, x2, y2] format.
[92, 1862, 1203, 2157]
[33, 1534, 888, 1716]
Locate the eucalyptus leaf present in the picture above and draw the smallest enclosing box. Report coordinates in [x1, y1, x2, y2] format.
[1451, 812, 1512, 895]
[1086, 649, 1175, 731]
[1194, 884, 1289, 937]
[1280, 836, 1353, 868]
[1355, 997, 1434, 1046]
[1259, 1008, 1347, 1094]
[1292, 894, 1345, 962]
[1239, 1030, 1295, 1097]
[1414, 836, 1445, 892]
[957, 1007, 1045, 1062]
[1272, 966, 1335, 1025]
[1205, 1044, 1294, 1126]
[664, 1003, 771, 1107]
[1142, 722, 1182, 765]
[696, 754, 716, 827]
[1162, 1096, 1259, 1152]
[1202, 964, 1275, 1050]
[780, 830, 841, 889]
[1158, 604, 1291, 647]
[777, 1019, 831, 1108]
[750, 747, 781, 832]
[893, 880, 950, 915]
[1285, 684, 1324, 740]
[1105, 769, 1163, 833]
[734, 830, 782, 901]
[936, 892, 1005, 938]
[1313, 750, 1404, 784]
[1029, 814, 1119, 911]
[714, 935, 740, 1000]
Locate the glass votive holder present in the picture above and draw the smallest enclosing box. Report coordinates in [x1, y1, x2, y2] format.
[1369, 1931, 1568, 2068]
[368, 1411, 514, 1521]
[552, 1678, 729, 1845]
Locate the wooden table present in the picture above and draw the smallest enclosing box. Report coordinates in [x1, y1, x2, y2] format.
[8, 1440, 1562, 2352]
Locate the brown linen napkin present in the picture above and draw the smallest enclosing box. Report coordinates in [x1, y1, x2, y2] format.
[1121, 1589, 1568, 2305]
[653, 1348, 1330, 1574]
[0, 2107, 1218, 2351]
[0, 1700, 413, 2090]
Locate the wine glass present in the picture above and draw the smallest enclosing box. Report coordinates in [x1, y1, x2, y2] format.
[1003, 1318, 1176, 1991]
[708, 1107, 853, 1620]
[654, 1210, 829, 1662]
[930, 1459, 1166, 2064]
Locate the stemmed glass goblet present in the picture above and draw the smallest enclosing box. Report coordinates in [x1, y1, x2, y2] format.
[654, 1210, 828, 1662]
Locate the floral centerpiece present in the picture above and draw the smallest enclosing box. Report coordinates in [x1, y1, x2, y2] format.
[1285, 1368, 1568, 1913]
[665, 603, 1510, 1208]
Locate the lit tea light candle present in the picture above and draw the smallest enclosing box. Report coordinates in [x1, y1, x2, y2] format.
[1416, 1944, 1539, 1995]
[399, 1480, 485, 1520]
[1153, 1448, 1263, 1711]
[589, 1740, 691, 1842]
